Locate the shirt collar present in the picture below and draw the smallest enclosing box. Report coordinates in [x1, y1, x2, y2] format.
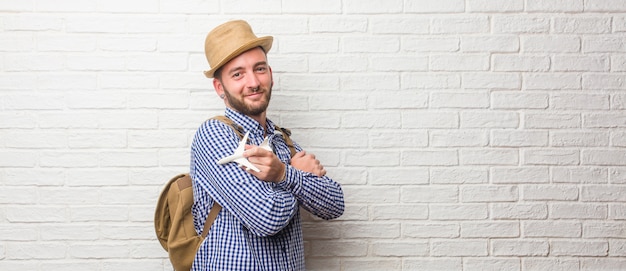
[224, 107, 276, 136]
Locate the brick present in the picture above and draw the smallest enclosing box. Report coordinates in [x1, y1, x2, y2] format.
[370, 17, 429, 34]
[613, 94, 626, 109]
[402, 37, 460, 52]
[404, 258, 462, 271]
[526, 0, 583, 12]
[344, 37, 400, 53]
[0, 187, 39, 204]
[369, 130, 428, 149]
[522, 35, 580, 53]
[581, 185, 626, 202]
[430, 130, 488, 147]
[401, 186, 458, 203]
[550, 93, 609, 110]
[493, 15, 550, 33]
[280, 74, 340, 91]
[553, 17, 612, 34]
[460, 221, 519, 238]
[581, 258, 626, 271]
[521, 185, 579, 201]
[491, 167, 550, 184]
[309, 55, 367, 72]
[343, 0, 402, 13]
[523, 149, 579, 165]
[524, 73, 581, 90]
[402, 73, 461, 89]
[550, 203, 607, 219]
[610, 239, 626, 256]
[492, 92, 548, 109]
[524, 113, 580, 129]
[612, 55, 626, 71]
[403, 222, 460, 238]
[431, 92, 490, 108]
[342, 186, 400, 204]
[460, 111, 519, 128]
[550, 131, 609, 147]
[582, 74, 626, 89]
[432, 16, 490, 34]
[342, 259, 402, 271]
[467, 0, 523, 12]
[405, 0, 465, 13]
[431, 240, 488, 256]
[310, 241, 368, 257]
[371, 55, 428, 72]
[5, 53, 65, 71]
[346, 150, 400, 167]
[461, 35, 519, 52]
[583, 222, 626, 238]
[463, 73, 521, 89]
[552, 167, 608, 184]
[6, 242, 67, 259]
[371, 240, 428, 256]
[491, 130, 548, 147]
[356, 74, 413, 93]
[493, 54, 550, 72]
[370, 204, 428, 220]
[430, 167, 489, 184]
[585, 0, 626, 12]
[430, 54, 489, 71]
[3, 169, 64, 186]
[280, 36, 339, 53]
[430, 204, 488, 220]
[341, 112, 401, 128]
[523, 221, 582, 237]
[39, 188, 99, 205]
[309, 17, 368, 33]
[582, 150, 626, 166]
[553, 55, 609, 71]
[368, 93, 429, 109]
[402, 150, 458, 166]
[461, 185, 518, 202]
[369, 168, 429, 185]
[492, 239, 549, 256]
[523, 258, 580, 271]
[583, 36, 626, 53]
[551, 240, 608, 256]
[584, 113, 626, 128]
[461, 148, 519, 166]
[7, 206, 67, 223]
[491, 203, 548, 219]
[464, 258, 521, 271]
[611, 168, 626, 184]
[402, 111, 459, 128]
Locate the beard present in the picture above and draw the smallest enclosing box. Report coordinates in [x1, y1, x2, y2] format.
[223, 85, 272, 117]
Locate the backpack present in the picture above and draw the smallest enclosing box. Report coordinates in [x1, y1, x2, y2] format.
[154, 116, 296, 271]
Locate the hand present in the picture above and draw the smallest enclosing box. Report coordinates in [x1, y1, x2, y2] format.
[290, 151, 326, 177]
[242, 145, 286, 183]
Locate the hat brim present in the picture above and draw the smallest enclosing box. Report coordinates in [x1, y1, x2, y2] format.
[203, 36, 273, 78]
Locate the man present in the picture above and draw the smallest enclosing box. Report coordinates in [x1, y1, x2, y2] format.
[190, 20, 345, 270]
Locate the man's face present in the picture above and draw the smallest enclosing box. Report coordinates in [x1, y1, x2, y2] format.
[214, 47, 273, 117]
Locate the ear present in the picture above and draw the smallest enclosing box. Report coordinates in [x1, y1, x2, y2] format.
[213, 78, 224, 98]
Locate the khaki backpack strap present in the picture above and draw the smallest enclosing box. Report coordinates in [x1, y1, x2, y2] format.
[211, 115, 244, 139]
[274, 124, 297, 158]
[201, 202, 221, 238]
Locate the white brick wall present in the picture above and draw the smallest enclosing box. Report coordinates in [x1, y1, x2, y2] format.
[1, 1, 626, 270]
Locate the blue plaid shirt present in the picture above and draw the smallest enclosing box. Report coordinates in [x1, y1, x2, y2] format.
[190, 108, 345, 270]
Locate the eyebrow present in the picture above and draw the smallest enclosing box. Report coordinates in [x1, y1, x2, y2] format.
[226, 61, 268, 75]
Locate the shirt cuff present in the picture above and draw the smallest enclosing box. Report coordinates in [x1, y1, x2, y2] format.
[276, 165, 303, 194]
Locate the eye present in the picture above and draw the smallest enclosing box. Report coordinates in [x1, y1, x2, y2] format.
[256, 66, 267, 73]
[232, 72, 241, 79]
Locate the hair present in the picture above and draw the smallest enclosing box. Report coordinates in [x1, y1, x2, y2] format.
[212, 46, 268, 81]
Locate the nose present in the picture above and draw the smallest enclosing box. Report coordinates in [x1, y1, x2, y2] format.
[246, 72, 261, 91]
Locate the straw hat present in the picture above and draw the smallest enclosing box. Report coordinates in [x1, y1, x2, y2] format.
[203, 20, 273, 78]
